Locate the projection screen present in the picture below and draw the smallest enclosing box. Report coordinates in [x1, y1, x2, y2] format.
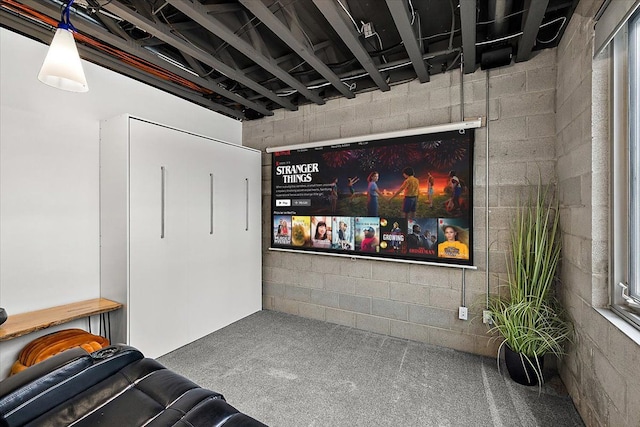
[267, 119, 481, 267]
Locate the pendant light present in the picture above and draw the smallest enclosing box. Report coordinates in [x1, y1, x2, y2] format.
[38, 0, 88, 92]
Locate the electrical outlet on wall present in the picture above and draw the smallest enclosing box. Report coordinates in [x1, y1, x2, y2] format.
[458, 306, 468, 320]
[483, 310, 493, 324]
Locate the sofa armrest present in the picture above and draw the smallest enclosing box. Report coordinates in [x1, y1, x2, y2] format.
[0, 345, 143, 427]
[0, 347, 89, 399]
[0, 347, 94, 427]
[1, 345, 269, 427]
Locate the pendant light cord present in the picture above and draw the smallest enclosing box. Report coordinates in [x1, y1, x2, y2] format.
[58, 0, 76, 31]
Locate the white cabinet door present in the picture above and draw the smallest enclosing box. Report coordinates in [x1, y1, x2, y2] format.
[182, 138, 221, 343]
[101, 116, 261, 359]
[128, 119, 192, 358]
[205, 143, 262, 323]
[185, 140, 262, 340]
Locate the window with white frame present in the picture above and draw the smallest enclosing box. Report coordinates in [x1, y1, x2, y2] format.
[611, 10, 640, 329]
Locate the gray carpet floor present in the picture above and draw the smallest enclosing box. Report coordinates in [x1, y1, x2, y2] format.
[157, 310, 584, 427]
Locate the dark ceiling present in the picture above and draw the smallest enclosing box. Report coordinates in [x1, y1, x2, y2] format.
[0, 0, 578, 121]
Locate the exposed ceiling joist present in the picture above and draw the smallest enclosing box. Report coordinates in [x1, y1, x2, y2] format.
[0, 8, 245, 120]
[216, 42, 241, 69]
[238, 9, 269, 56]
[1, 0, 578, 120]
[386, 0, 429, 83]
[275, 2, 306, 46]
[167, 0, 325, 106]
[239, 0, 355, 99]
[459, 0, 477, 74]
[130, 0, 156, 23]
[516, 0, 549, 62]
[239, 51, 299, 78]
[202, 3, 243, 15]
[312, 0, 390, 92]
[159, 20, 201, 32]
[94, 13, 131, 41]
[18, 0, 271, 117]
[138, 38, 166, 47]
[102, 0, 297, 111]
[311, 40, 333, 53]
[181, 52, 209, 76]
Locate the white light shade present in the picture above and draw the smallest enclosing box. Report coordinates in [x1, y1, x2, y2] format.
[38, 27, 88, 92]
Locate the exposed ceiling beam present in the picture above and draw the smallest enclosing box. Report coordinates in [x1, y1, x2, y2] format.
[238, 9, 268, 56]
[102, 0, 297, 110]
[269, 48, 459, 97]
[459, 0, 477, 74]
[217, 42, 241, 70]
[238, 52, 296, 76]
[202, 3, 243, 15]
[516, 0, 549, 62]
[275, 1, 307, 47]
[0, 9, 245, 120]
[167, 0, 325, 105]
[290, 1, 341, 64]
[130, 0, 156, 23]
[385, 0, 429, 83]
[239, 0, 354, 98]
[181, 52, 209, 77]
[161, 20, 202, 32]
[312, 0, 389, 91]
[94, 13, 131, 41]
[17, 0, 271, 116]
[312, 40, 332, 53]
[138, 38, 167, 47]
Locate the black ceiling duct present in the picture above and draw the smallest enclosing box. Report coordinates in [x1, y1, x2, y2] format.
[480, 46, 513, 70]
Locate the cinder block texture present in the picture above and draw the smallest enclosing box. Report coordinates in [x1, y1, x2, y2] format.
[554, 6, 640, 427]
[242, 15, 639, 425]
[244, 46, 561, 350]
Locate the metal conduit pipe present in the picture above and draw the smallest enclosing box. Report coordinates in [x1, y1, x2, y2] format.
[488, 0, 512, 38]
[460, 53, 466, 308]
[460, 52, 465, 121]
[485, 70, 491, 308]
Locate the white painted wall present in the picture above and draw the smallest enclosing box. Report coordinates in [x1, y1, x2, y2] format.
[0, 28, 242, 377]
[0, 29, 242, 143]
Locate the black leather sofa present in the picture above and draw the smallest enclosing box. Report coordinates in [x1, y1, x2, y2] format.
[0, 345, 267, 427]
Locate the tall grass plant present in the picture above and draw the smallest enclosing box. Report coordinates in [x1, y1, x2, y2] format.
[487, 179, 572, 384]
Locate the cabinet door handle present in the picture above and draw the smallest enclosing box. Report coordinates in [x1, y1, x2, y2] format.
[160, 166, 165, 239]
[210, 173, 214, 235]
[245, 178, 249, 231]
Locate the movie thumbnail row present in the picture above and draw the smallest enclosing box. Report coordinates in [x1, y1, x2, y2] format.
[272, 215, 470, 260]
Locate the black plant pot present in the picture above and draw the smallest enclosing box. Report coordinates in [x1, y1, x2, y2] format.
[0, 307, 7, 326]
[504, 345, 544, 386]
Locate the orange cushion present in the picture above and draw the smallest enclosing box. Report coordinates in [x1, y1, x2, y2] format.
[10, 329, 109, 375]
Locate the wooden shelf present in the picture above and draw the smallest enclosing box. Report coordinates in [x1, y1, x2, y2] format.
[0, 298, 122, 342]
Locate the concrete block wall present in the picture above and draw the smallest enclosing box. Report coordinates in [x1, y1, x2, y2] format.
[556, 0, 640, 426]
[244, 48, 558, 359]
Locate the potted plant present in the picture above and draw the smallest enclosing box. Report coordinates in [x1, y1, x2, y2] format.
[487, 179, 572, 386]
